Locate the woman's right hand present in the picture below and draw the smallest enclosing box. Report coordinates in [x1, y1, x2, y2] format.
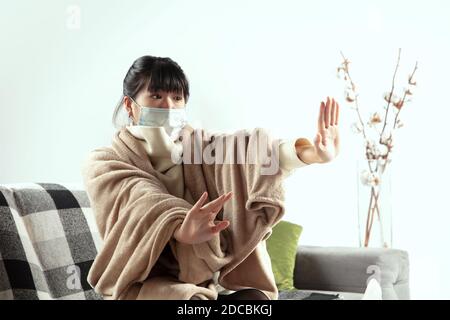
[174, 191, 233, 245]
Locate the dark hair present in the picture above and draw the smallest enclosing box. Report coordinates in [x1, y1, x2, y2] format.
[112, 55, 190, 128]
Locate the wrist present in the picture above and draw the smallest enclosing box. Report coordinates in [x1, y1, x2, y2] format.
[173, 224, 182, 242]
[295, 143, 322, 165]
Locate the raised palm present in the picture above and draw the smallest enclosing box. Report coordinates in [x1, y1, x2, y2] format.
[314, 97, 340, 163]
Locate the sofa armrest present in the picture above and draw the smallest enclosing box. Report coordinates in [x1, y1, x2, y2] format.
[293, 245, 410, 300]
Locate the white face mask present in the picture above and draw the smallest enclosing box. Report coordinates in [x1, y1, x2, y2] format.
[130, 97, 188, 141]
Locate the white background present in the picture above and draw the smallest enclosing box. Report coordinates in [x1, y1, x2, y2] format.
[1, 0, 449, 299]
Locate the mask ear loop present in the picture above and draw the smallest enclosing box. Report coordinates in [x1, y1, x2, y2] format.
[127, 96, 137, 126]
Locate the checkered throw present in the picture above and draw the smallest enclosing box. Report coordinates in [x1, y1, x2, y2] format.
[0, 183, 103, 300]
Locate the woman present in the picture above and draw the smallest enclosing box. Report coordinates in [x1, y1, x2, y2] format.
[83, 55, 340, 300]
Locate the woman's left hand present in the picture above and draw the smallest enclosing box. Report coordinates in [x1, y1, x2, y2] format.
[313, 97, 340, 163]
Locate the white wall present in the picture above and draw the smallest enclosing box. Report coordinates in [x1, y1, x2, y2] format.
[1, 0, 449, 299]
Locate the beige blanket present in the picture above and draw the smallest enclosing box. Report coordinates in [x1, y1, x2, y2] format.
[81, 124, 287, 300]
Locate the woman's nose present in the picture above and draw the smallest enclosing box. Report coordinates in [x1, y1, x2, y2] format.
[160, 97, 175, 109]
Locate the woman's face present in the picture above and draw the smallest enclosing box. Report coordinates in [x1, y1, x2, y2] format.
[123, 89, 186, 124]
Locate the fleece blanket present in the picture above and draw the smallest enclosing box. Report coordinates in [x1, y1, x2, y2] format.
[81, 124, 287, 300]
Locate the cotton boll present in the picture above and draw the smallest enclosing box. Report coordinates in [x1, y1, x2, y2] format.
[383, 92, 401, 104]
[393, 99, 404, 110]
[377, 144, 388, 156]
[368, 112, 382, 127]
[360, 169, 381, 187]
[346, 90, 356, 102]
[360, 170, 372, 186]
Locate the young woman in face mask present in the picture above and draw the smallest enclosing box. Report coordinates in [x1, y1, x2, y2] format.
[94, 55, 340, 300]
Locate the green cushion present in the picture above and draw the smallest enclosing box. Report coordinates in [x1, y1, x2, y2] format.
[266, 220, 303, 290]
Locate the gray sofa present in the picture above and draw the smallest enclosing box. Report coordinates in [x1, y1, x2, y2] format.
[0, 183, 410, 300]
[292, 245, 410, 300]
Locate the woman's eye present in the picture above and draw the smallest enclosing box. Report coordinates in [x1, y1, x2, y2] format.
[150, 94, 182, 101]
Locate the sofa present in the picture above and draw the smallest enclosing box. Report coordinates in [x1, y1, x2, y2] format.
[0, 183, 410, 300]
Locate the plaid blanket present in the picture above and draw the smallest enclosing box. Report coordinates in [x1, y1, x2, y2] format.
[0, 183, 103, 300]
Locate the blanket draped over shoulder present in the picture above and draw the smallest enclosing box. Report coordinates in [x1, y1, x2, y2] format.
[81, 125, 287, 300]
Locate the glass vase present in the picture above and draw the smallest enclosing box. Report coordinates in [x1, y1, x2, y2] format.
[357, 157, 393, 248]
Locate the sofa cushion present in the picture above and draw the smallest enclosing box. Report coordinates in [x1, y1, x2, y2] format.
[0, 183, 103, 300]
[266, 220, 303, 291]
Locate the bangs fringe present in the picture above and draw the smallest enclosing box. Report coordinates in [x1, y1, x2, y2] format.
[145, 62, 188, 96]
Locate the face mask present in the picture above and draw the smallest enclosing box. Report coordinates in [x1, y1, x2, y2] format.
[130, 97, 188, 141]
